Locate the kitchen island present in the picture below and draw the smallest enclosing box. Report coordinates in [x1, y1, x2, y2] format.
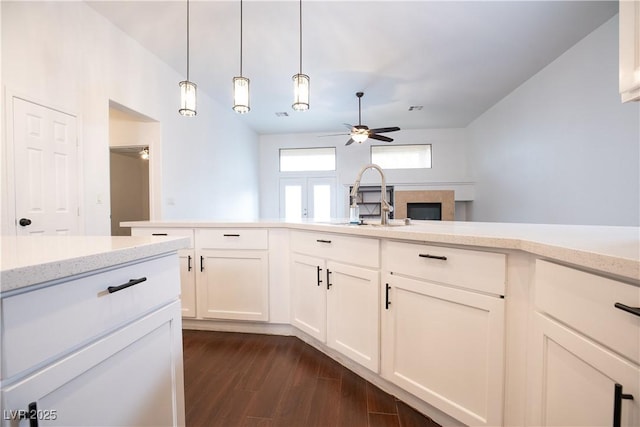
[0, 235, 189, 427]
[122, 220, 640, 427]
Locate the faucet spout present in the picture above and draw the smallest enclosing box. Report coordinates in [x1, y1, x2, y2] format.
[350, 164, 392, 225]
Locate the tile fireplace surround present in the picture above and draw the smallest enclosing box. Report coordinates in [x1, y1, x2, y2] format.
[395, 190, 455, 220]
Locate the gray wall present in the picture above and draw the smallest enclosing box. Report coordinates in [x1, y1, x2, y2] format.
[467, 16, 640, 226]
[110, 152, 149, 236]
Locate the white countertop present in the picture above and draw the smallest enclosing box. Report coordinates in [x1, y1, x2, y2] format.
[0, 235, 190, 293]
[121, 219, 640, 281]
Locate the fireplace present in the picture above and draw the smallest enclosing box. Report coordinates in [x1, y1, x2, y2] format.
[407, 202, 442, 220]
[394, 190, 455, 221]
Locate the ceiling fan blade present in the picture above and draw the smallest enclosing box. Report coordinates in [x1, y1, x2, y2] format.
[368, 134, 394, 142]
[369, 126, 400, 134]
[343, 123, 354, 129]
[345, 138, 356, 146]
[319, 133, 349, 137]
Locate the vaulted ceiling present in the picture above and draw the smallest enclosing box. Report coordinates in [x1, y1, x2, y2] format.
[87, 1, 618, 135]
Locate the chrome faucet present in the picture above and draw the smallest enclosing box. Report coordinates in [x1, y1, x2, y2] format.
[350, 164, 393, 225]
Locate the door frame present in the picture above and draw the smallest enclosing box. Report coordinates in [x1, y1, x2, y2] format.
[279, 176, 337, 221]
[2, 90, 84, 235]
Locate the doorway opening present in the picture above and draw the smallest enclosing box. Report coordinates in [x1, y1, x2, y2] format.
[108, 103, 159, 236]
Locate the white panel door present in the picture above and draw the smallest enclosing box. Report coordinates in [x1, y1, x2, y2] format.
[279, 177, 336, 221]
[12, 98, 79, 235]
[290, 253, 327, 341]
[326, 261, 380, 372]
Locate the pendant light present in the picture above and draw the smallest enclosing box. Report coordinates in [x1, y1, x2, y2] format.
[292, 0, 309, 111]
[179, 0, 197, 116]
[233, 0, 250, 113]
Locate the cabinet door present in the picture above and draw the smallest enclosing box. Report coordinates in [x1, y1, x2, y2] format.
[197, 250, 269, 321]
[381, 274, 505, 427]
[326, 261, 380, 372]
[1, 302, 185, 427]
[179, 249, 196, 318]
[527, 312, 639, 427]
[290, 253, 326, 341]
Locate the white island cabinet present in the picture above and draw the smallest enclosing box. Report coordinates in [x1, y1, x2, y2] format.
[0, 236, 188, 427]
[527, 259, 640, 427]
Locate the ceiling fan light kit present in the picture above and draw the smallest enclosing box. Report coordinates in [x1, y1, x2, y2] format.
[179, 0, 197, 116]
[343, 92, 400, 146]
[233, 0, 250, 114]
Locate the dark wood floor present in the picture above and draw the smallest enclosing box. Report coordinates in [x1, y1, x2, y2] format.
[183, 330, 441, 427]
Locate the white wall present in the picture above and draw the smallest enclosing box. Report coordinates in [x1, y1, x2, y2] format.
[2, 1, 260, 235]
[259, 128, 472, 219]
[467, 16, 640, 226]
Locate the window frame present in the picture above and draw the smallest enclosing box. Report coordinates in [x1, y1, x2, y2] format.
[369, 144, 432, 170]
[279, 146, 337, 173]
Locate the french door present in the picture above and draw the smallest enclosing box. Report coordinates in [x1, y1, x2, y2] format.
[279, 177, 336, 221]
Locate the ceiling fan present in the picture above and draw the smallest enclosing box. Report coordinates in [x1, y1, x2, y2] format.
[342, 92, 400, 146]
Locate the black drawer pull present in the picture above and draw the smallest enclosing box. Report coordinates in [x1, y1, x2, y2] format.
[200, 256, 205, 272]
[19, 401, 38, 427]
[614, 302, 640, 317]
[419, 253, 447, 261]
[613, 383, 634, 427]
[223, 233, 240, 237]
[327, 269, 332, 289]
[188, 255, 192, 272]
[317, 266, 323, 286]
[107, 277, 147, 294]
[316, 239, 332, 244]
[151, 233, 168, 236]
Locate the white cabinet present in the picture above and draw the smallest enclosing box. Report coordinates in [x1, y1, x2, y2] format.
[1, 254, 185, 427]
[381, 240, 506, 427]
[528, 260, 640, 426]
[620, 0, 640, 102]
[131, 227, 196, 318]
[290, 231, 380, 372]
[196, 229, 269, 321]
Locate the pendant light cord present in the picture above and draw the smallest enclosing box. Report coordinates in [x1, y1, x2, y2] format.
[186, 0, 190, 80]
[298, 0, 302, 74]
[240, 0, 243, 76]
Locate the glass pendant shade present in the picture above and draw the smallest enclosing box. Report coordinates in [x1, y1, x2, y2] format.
[179, 80, 197, 116]
[233, 76, 250, 114]
[352, 133, 368, 143]
[292, 73, 310, 111]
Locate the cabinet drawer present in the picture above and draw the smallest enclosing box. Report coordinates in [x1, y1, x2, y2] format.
[196, 229, 268, 250]
[382, 240, 506, 295]
[1, 254, 180, 379]
[131, 227, 195, 248]
[290, 231, 379, 268]
[535, 259, 640, 364]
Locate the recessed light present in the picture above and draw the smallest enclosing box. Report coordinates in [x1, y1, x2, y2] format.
[408, 106, 423, 111]
[275, 112, 289, 117]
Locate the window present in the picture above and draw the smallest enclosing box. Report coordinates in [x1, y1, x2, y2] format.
[279, 147, 336, 172]
[370, 144, 432, 169]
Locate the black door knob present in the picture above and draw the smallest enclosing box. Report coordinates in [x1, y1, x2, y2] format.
[19, 218, 32, 227]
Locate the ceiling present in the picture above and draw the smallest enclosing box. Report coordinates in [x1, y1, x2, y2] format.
[86, 0, 618, 135]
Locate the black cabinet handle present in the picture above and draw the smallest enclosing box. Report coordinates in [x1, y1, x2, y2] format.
[19, 218, 32, 227]
[317, 266, 323, 286]
[327, 269, 332, 289]
[200, 256, 204, 272]
[107, 277, 147, 294]
[316, 239, 332, 244]
[151, 233, 168, 236]
[188, 255, 192, 272]
[614, 302, 640, 318]
[385, 283, 391, 310]
[19, 401, 38, 427]
[223, 234, 240, 237]
[613, 383, 634, 427]
[418, 253, 447, 261]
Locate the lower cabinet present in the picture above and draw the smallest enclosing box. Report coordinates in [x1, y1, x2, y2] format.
[528, 312, 639, 427]
[197, 249, 269, 321]
[2, 302, 184, 427]
[381, 274, 505, 427]
[290, 252, 380, 372]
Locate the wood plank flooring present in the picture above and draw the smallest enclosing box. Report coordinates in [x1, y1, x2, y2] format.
[183, 330, 441, 427]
